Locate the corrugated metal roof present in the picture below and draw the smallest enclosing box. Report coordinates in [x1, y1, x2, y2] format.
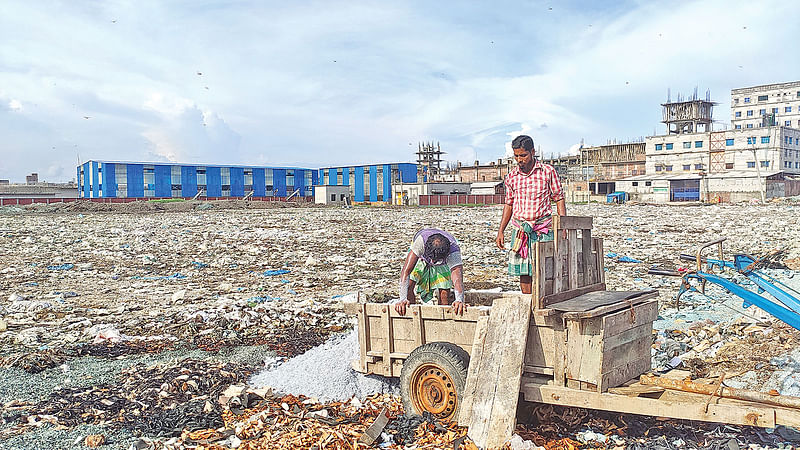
[469, 181, 504, 188]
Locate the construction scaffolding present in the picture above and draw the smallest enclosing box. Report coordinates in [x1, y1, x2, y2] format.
[416, 141, 445, 181]
[662, 88, 716, 134]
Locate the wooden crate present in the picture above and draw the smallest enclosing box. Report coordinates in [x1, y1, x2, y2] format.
[533, 216, 605, 309]
[562, 299, 658, 392]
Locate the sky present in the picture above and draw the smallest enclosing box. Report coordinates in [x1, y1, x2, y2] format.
[1, 0, 799, 182]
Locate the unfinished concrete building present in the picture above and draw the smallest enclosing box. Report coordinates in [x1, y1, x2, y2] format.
[579, 142, 646, 199]
[456, 158, 515, 183]
[731, 81, 800, 130]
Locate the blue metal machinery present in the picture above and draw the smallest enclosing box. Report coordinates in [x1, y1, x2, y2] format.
[671, 238, 800, 331]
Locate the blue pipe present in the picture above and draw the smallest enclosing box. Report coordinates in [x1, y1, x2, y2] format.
[682, 272, 800, 331]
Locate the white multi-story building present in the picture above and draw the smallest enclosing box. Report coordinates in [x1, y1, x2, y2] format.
[731, 81, 800, 130]
[618, 126, 800, 202]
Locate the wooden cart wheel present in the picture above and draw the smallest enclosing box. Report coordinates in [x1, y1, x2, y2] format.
[400, 342, 469, 421]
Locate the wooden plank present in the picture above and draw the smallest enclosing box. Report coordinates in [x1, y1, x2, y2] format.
[549, 290, 655, 313]
[603, 300, 659, 338]
[463, 295, 532, 449]
[607, 384, 665, 396]
[596, 238, 605, 284]
[381, 306, 393, 377]
[458, 315, 489, 424]
[533, 242, 548, 307]
[567, 229, 579, 290]
[523, 365, 554, 376]
[600, 356, 652, 392]
[601, 336, 651, 371]
[553, 322, 567, 387]
[523, 321, 555, 369]
[540, 283, 606, 309]
[412, 307, 424, 348]
[557, 216, 593, 230]
[564, 318, 602, 386]
[581, 228, 593, 287]
[357, 303, 368, 373]
[602, 323, 654, 351]
[522, 384, 781, 428]
[561, 291, 658, 319]
[553, 233, 569, 294]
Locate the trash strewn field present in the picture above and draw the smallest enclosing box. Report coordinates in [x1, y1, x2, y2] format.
[1, 200, 800, 449]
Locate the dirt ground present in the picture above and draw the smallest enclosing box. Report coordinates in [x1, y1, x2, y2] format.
[1, 200, 800, 448]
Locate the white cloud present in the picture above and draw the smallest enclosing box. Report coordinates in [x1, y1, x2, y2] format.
[8, 99, 22, 111]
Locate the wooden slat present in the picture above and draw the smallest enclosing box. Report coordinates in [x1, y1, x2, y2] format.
[540, 283, 606, 308]
[553, 322, 566, 387]
[561, 291, 658, 319]
[357, 303, 368, 373]
[522, 384, 782, 428]
[381, 306, 393, 376]
[557, 216, 593, 230]
[567, 229, 579, 290]
[412, 307, 424, 348]
[463, 295, 532, 449]
[582, 228, 594, 287]
[600, 356, 652, 392]
[553, 233, 569, 294]
[523, 365, 554, 376]
[534, 242, 547, 306]
[458, 315, 489, 424]
[596, 238, 605, 284]
[603, 300, 658, 338]
[602, 323, 653, 351]
[607, 384, 665, 396]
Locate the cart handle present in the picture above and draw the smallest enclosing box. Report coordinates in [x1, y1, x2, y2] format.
[696, 238, 726, 272]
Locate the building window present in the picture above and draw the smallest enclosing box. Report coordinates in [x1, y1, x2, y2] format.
[758, 95, 768, 101]
[747, 110, 753, 116]
[787, 121, 792, 127]
[645, 181, 652, 186]
[744, 97, 751, 103]
[695, 141, 703, 148]
[330, 194, 336, 201]
[735, 124, 742, 129]
[747, 124, 754, 128]
[759, 109, 766, 115]
[761, 161, 770, 167]
[747, 137, 756, 145]
[773, 107, 779, 114]
[735, 111, 742, 117]
[787, 107, 793, 113]
[632, 182, 638, 186]
[666, 143, 673, 150]
[747, 161, 756, 168]
[655, 165, 663, 172]
[761, 136, 770, 144]
[725, 162, 734, 169]
[683, 164, 691, 171]
[665, 165, 673, 172]
[655, 144, 663, 151]
[725, 138, 734, 146]
[683, 141, 691, 148]
[694, 164, 704, 170]
[734, 98, 739, 104]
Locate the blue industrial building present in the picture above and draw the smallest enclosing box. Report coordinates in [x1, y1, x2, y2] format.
[317, 163, 417, 203]
[78, 160, 418, 202]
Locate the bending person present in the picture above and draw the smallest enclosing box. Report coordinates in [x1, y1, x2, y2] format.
[395, 228, 466, 315]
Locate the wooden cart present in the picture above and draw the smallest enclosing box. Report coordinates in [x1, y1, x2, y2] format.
[343, 216, 800, 448]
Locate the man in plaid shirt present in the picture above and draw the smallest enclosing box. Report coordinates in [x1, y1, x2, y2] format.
[495, 135, 566, 294]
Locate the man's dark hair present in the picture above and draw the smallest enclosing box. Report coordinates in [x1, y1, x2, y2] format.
[511, 135, 535, 153]
[424, 233, 451, 264]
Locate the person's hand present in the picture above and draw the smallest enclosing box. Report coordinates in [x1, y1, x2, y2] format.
[451, 300, 466, 315]
[495, 231, 505, 250]
[395, 299, 410, 315]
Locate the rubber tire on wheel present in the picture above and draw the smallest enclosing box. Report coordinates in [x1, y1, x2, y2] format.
[400, 342, 469, 421]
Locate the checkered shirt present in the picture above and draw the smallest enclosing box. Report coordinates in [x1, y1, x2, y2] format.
[504, 160, 564, 222]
